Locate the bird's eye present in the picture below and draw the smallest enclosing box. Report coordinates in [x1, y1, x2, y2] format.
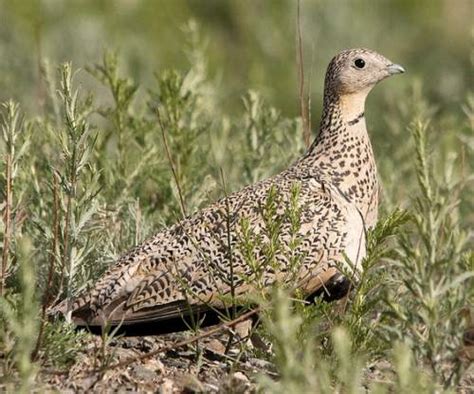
[354, 58, 365, 69]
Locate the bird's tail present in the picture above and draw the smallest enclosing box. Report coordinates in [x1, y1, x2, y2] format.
[47, 294, 91, 322]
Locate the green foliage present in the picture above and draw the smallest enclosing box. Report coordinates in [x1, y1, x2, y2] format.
[0, 100, 28, 294]
[381, 107, 473, 389]
[0, 14, 472, 391]
[40, 321, 89, 368]
[258, 288, 325, 393]
[238, 183, 305, 301]
[240, 92, 303, 184]
[338, 209, 410, 354]
[0, 237, 38, 392]
[56, 63, 102, 305]
[87, 51, 141, 196]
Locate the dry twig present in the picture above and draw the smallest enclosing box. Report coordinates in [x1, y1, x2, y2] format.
[297, 0, 311, 148]
[156, 108, 188, 219]
[32, 174, 60, 360]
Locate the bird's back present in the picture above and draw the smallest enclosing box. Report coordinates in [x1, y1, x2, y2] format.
[70, 167, 359, 326]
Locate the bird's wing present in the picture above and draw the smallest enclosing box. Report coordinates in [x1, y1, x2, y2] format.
[70, 172, 362, 326]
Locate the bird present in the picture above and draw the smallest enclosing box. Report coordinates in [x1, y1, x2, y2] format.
[65, 48, 405, 328]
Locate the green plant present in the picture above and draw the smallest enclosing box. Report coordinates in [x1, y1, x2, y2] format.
[55, 63, 102, 309]
[382, 108, 473, 389]
[0, 100, 27, 295]
[0, 237, 38, 392]
[39, 321, 90, 368]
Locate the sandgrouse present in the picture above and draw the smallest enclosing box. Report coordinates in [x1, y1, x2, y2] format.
[66, 48, 404, 327]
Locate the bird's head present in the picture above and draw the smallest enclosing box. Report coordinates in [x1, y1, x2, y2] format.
[325, 48, 405, 96]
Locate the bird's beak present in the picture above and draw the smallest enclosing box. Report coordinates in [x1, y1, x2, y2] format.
[387, 63, 405, 75]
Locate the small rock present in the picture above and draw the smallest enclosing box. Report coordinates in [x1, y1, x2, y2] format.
[160, 378, 175, 394]
[232, 372, 249, 383]
[234, 319, 253, 340]
[205, 339, 226, 355]
[204, 383, 219, 392]
[231, 371, 251, 392]
[132, 365, 157, 381]
[219, 371, 251, 393]
[182, 373, 205, 393]
[247, 357, 277, 373]
[145, 357, 165, 374]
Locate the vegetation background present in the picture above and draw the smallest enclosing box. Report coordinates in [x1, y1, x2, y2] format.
[0, 0, 472, 392]
[0, 0, 472, 209]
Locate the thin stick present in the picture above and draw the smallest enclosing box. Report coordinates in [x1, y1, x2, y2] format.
[32, 174, 60, 360]
[219, 168, 236, 320]
[297, 0, 311, 148]
[0, 152, 12, 296]
[307, 41, 315, 137]
[156, 108, 187, 219]
[62, 170, 75, 313]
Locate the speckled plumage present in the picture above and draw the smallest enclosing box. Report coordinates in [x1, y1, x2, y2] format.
[69, 48, 404, 326]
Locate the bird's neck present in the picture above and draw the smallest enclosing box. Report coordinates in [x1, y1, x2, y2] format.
[303, 89, 378, 227]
